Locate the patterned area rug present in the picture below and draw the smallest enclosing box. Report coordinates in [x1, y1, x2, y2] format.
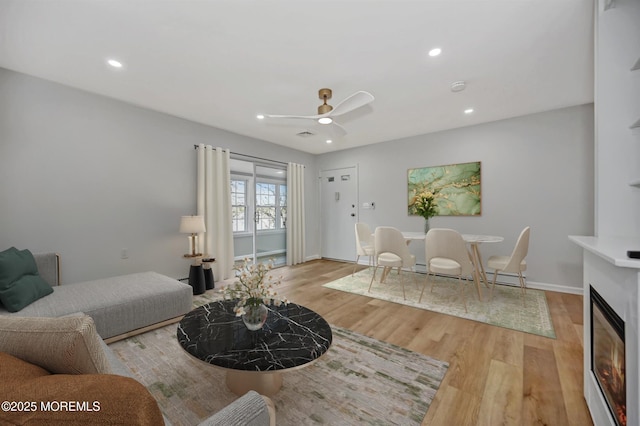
[324, 268, 556, 338]
[109, 300, 448, 425]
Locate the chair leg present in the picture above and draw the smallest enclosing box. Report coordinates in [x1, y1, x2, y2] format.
[401, 271, 406, 300]
[518, 272, 527, 308]
[368, 265, 380, 292]
[381, 266, 390, 283]
[352, 255, 361, 276]
[430, 271, 437, 294]
[518, 272, 527, 294]
[490, 269, 499, 300]
[419, 273, 429, 303]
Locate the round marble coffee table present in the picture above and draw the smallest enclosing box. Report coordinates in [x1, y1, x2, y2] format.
[177, 300, 332, 396]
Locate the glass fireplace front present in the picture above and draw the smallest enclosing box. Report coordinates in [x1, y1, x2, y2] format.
[591, 285, 626, 426]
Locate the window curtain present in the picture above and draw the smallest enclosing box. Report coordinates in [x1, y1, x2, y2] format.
[286, 162, 305, 265]
[197, 144, 234, 280]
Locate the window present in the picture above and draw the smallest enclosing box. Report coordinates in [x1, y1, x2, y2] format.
[279, 184, 287, 228]
[256, 182, 276, 230]
[231, 179, 247, 232]
[256, 181, 286, 231]
[231, 177, 286, 233]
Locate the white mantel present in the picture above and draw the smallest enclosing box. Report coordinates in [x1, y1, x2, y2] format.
[569, 236, 640, 426]
[570, 236, 640, 269]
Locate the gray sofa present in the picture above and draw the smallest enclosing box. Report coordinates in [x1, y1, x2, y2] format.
[0, 252, 275, 425]
[0, 253, 193, 341]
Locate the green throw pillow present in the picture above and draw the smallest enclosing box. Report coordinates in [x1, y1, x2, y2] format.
[0, 247, 53, 312]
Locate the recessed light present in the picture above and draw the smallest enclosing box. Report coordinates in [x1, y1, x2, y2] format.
[107, 59, 123, 68]
[428, 48, 442, 57]
[326, 139, 333, 144]
[256, 114, 265, 120]
[464, 108, 474, 114]
[318, 117, 333, 125]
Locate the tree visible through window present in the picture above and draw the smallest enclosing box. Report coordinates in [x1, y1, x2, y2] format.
[256, 182, 276, 230]
[279, 184, 287, 228]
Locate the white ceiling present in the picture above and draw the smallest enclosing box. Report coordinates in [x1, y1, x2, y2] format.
[0, 0, 594, 155]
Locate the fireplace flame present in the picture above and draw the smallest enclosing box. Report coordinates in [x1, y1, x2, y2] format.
[610, 343, 625, 395]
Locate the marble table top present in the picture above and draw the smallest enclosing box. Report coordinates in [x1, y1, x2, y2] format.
[177, 300, 332, 372]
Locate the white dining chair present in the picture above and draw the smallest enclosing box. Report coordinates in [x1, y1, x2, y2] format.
[421, 228, 475, 312]
[353, 222, 375, 275]
[487, 226, 530, 298]
[368, 226, 416, 300]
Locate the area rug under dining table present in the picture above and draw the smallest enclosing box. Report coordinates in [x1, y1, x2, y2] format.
[323, 268, 556, 338]
[109, 296, 449, 425]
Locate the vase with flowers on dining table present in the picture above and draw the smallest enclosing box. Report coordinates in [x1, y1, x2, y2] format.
[424, 218, 431, 234]
[223, 258, 288, 331]
[410, 190, 438, 234]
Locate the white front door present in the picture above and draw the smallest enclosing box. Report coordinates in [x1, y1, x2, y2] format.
[320, 166, 358, 261]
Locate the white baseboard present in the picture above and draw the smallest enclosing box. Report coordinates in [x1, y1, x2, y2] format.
[482, 271, 582, 295]
[523, 281, 583, 295]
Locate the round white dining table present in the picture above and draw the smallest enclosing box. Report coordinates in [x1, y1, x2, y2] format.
[401, 231, 427, 241]
[399, 232, 504, 301]
[461, 234, 504, 301]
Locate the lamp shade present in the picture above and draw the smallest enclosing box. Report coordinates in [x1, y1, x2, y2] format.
[180, 215, 206, 234]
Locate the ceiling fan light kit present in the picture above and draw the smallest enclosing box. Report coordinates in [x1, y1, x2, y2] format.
[317, 88, 333, 123]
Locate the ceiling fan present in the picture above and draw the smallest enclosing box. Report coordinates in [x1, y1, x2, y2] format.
[262, 88, 374, 137]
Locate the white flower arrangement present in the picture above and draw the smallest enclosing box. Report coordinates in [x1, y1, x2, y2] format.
[223, 258, 288, 316]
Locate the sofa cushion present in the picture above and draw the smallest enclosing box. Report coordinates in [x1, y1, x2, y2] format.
[0, 315, 111, 374]
[0, 247, 53, 312]
[0, 351, 50, 380]
[0, 354, 164, 426]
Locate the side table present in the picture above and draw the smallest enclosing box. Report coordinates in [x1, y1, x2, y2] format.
[201, 257, 216, 290]
[184, 255, 205, 295]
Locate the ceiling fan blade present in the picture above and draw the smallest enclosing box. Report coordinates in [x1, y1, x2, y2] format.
[263, 114, 320, 120]
[328, 121, 347, 138]
[328, 91, 374, 117]
[330, 121, 347, 137]
[311, 121, 347, 137]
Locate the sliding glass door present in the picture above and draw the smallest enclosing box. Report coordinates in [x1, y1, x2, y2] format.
[231, 159, 287, 266]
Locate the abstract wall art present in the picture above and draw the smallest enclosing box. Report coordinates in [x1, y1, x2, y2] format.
[408, 161, 481, 216]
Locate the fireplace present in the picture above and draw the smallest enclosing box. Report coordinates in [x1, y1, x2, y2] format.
[591, 285, 626, 426]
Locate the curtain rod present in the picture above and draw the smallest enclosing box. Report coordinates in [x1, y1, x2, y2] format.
[193, 145, 289, 166]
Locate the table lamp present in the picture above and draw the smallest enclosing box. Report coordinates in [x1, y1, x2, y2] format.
[180, 215, 206, 257]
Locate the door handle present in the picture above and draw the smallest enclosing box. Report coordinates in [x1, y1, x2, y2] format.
[350, 213, 356, 217]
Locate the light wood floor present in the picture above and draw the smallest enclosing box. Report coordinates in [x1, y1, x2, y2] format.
[275, 259, 593, 426]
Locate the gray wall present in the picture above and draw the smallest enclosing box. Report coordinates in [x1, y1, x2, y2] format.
[317, 104, 594, 290]
[0, 68, 318, 283]
[0, 67, 594, 290]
